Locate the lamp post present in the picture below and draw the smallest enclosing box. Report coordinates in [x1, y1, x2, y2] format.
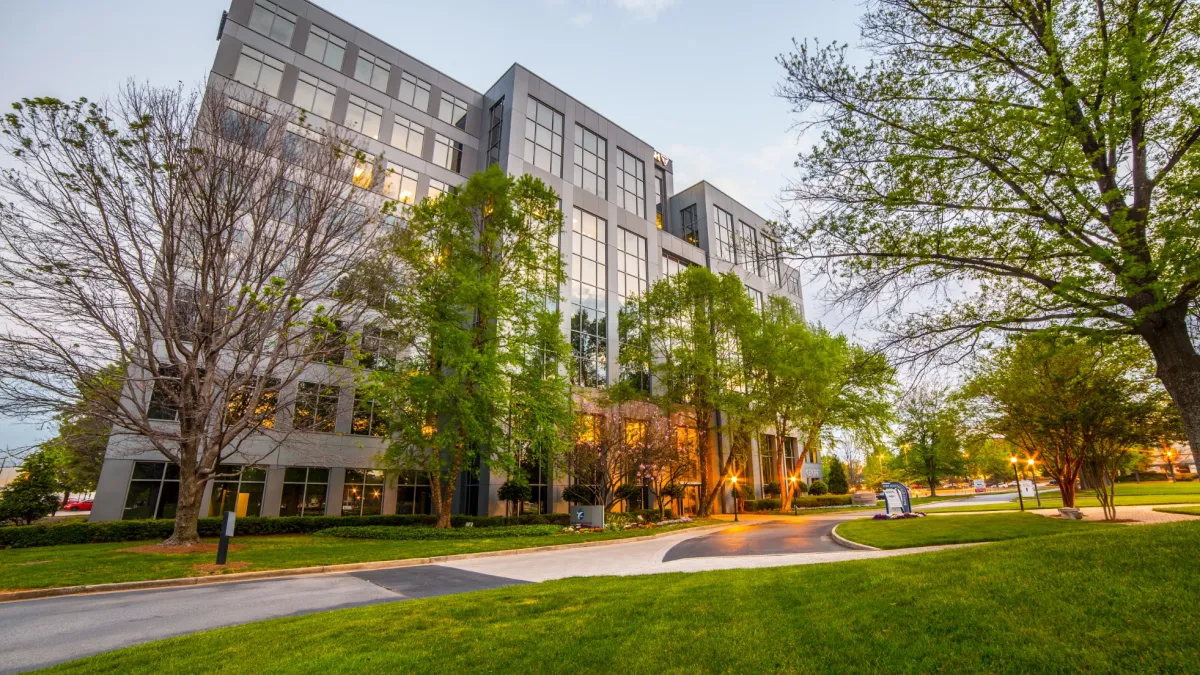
[729, 475, 740, 522]
[1027, 458, 1042, 507]
[1010, 456, 1025, 512]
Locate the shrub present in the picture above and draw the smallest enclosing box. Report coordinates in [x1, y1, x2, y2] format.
[762, 482, 781, 498]
[826, 458, 849, 494]
[794, 480, 809, 495]
[314, 524, 562, 540]
[807, 479, 829, 496]
[742, 498, 782, 512]
[618, 508, 674, 522]
[0, 451, 62, 526]
[561, 484, 595, 504]
[0, 512, 572, 549]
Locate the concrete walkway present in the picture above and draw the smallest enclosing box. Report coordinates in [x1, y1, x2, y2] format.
[0, 515, 948, 674]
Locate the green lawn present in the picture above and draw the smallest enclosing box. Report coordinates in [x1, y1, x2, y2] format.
[42, 520, 1200, 674]
[835, 512, 1117, 549]
[1153, 505, 1200, 516]
[936, 481, 1200, 513]
[0, 520, 718, 591]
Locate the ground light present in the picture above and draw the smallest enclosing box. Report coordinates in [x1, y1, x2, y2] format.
[729, 475, 739, 522]
[1027, 458, 1042, 507]
[1010, 457, 1025, 511]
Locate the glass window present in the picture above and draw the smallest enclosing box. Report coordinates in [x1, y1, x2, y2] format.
[760, 434, 779, 487]
[351, 393, 389, 437]
[486, 99, 504, 166]
[293, 382, 340, 432]
[342, 469, 385, 516]
[760, 237, 782, 286]
[354, 49, 390, 92]
[427, 179, 455, 201]
[304, 25, 346, 70]
[615, 149, 645, 218]
[221, 106, 270, 148]
[678, 204, 701, 246]
[224, 377, 279, 429]
[394, 471, 432, 515]
[432, 134, 463, 173]
[208, 465, 267, 517]
[148, 367, 181, 421]
[746, 285, 763, 312]
[654, 169, 666, 230]
[714, 206, 735, 263]
[233, 46, 285, 96]
[248, 0, 296, 46]
[391, 115, 425, 157]
[280, 467, 329, 516]
[293, 72, 336, 119]
[737, 220, 759, 272]
[573, 125, 607, 198]
[570, 207, 608, 387]
[122, 462, 180, 520]
[398, 72, 431, 111]
[522, 97, 563, 177]
[617, 228, 649, 391]
[382, 163, 419, 205]
[344, 95, 383, 139]
[662, 253, 690, 278]
[438, 92, 469, 130]
[359, 325, 399, 370]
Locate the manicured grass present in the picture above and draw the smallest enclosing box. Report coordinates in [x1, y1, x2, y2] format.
[1153, 505, 1200, 516]
[43, 520, 1200, 674]
[0, 519, 718, 591]
[936, 481, 1200, 513]
[836, 512, 1117, 549]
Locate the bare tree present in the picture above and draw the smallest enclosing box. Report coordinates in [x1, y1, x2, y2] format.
[0, 82, 384, 545]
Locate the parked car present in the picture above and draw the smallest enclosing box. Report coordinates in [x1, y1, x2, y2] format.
[1047, 479, 1058, 486]
[61, 500, 93, 511]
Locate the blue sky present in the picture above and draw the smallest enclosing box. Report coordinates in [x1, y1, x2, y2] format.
[0, 0, 870, 448]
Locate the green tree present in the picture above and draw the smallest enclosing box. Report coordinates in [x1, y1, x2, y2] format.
[0, 451, 62, 525]
[619, 266, 758, 516]
[962, 438, 1018, 487]
[896, 387, 965, 496]
[780, 1, 1200, 460]
[368, 166, 573, 528]
[826, 456, 849, 494]
[38, 363, 124, 502]
[497, 480, 531, 518]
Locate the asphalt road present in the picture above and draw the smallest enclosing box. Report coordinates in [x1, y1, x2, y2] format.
[0, 566, 523, 674]
[662, 519, 846, 561]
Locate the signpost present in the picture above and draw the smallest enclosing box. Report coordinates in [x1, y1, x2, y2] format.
[573, 505, 604, 528]
[973, 478, 986, 494]
[216, 511, 235, 565]
[881, 482, 912, 516]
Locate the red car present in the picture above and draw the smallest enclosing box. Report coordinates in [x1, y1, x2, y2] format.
[61, 500, 93, 511]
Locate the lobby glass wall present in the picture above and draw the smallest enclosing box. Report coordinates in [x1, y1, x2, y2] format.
[208, 465, 267, 517]
[122, 461, 180, 520]
[343, 469, 385, 515]
[394, 470, 432, 515]
[279, 467, 329, 516]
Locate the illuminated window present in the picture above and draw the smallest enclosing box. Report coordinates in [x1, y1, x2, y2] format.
[654, 169, 665, 229]
[293, 72, 336, 119]
[714, 206, 735, 263]
[398, 72, 431, 111]
[523, 97, 563, 176]
[248, 0, 295, 46]
[293, 382, 339, 432]
[224, 377, 280, 429]
[573, 124, 606, 198]
[208, 465, 266, 517]
[616, 149, 645, 218]
[577, 413, 602, 443]
[279, 467, 329, 517]
[342, 469, 385, 515]
[428, 179, 455, 201]
[344, 95, 382, 140]
[349, 153, 374, 190]
[624, 419, 647, 447]
[438, 92, 469, 129]
[570, 207, 607, 387]
[382, 163, 419, 205]
[233, 46, 284, 96]
[679, 204, 701, 246]
[354, 49, 390, 92]
[304, 25, 345, 70]
[351, 393, 388, 437]
[432, 134, 463, 172]
[391, 115, 425, 157]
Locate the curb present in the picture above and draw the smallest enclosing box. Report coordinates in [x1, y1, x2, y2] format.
[830, 523, 880, 551]
[0, 522, 731, 604]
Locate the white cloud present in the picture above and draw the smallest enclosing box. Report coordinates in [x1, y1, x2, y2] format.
[615, 0, 679, 21]
[569, 12, 593, 25]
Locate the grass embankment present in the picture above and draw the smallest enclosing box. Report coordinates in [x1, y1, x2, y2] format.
[43, 520, 1200, 674]
[936, 481, 1200, 513]
[835, 512, 1116, 549]
[0, 520, 718, 591]
[755, 494, 963, 516]
[1153, 505, 1200, 517]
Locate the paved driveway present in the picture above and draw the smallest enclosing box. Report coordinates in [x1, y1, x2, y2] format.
[661, 519, 845, 561]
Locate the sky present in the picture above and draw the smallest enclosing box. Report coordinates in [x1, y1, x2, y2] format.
[0, 0, 871, 449]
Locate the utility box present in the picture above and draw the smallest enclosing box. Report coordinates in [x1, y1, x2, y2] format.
[572, 505, 604, 528]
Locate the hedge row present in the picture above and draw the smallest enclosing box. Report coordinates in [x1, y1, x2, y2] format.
[0, 512, 571, 549]
[741, 495, 853, 512]
[314, 524, 563, 540]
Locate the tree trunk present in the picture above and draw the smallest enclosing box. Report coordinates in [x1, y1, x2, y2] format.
[1138, 308, 1200, 460]
[162, 479, 204, 546]
[696, 416, 715, 516]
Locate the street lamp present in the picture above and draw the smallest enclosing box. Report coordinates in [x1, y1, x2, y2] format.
[1027, 458, 1041, 507]
[1010, 457, 1025, 512]
[729, 475, 740, 522]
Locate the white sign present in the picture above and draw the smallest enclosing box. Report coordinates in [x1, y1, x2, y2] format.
[1019, 480, 1036, 497]
[883, 488, 905, 514]
[973, 479, 986, 493]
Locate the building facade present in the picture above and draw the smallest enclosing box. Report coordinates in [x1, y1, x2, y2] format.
[89, 0, 814, 522]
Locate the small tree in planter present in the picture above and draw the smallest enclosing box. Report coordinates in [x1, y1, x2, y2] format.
[762, 482, 781, 498]
[561, 484, 595, 505]
[661, 483, 688, 517]
[807, 479, 829, 496]
[497, 480, 531, 518]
